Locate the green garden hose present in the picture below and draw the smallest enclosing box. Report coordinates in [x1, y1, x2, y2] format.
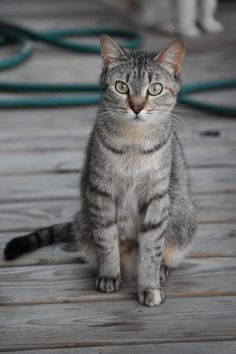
[0, 21, 235, 115]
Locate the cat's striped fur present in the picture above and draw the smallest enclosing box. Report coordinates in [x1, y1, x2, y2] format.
[4, 36, 197, 306]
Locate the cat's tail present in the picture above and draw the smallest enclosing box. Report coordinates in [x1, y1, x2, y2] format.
[4, 222, 72, 260]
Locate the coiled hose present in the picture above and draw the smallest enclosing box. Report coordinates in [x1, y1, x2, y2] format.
[0, 21, 235, 115]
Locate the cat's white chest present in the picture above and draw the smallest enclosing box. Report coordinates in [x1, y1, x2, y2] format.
[109, 150, 163, 179]
[116, 180, 139, 241]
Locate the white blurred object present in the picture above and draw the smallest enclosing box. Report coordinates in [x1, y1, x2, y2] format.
[197, 0, 224, 33]
[99, 0, 223, 37]
[136, 0, 224, 36]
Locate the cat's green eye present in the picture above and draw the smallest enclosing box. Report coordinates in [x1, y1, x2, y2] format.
[115, 81, 129, 94]
[148, 83, 163, 96]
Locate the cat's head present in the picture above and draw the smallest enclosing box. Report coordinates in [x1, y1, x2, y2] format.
[99, 35, 184, 124]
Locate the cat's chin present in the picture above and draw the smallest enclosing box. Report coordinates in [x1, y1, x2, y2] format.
[121, 115, 147, 124]
[124, 112, 149, 124]
[128, 117, 147, 125]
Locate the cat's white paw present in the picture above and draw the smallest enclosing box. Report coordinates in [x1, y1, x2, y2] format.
[138, 288, 165, 307]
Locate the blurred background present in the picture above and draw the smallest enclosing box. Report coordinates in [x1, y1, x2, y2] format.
[0, 0, 235, 91]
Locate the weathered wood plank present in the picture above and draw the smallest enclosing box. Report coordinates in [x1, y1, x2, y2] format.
[189, 167, 236, 194]
[0, 224, 235, 267]
[0, 117, 235, 152]
[0, 107, 96, 133]
[0, 142, 235, 176]
[0, 167, 235, 203]
[0, 200, 78, 232]
[0, 106, 235, 137]
[0, 296, 236, 351]
[193, 193, 236, 223]
[0, 55, 101, 86]
[0, 173, 79, 202]
[6, 341, 236, 354]
[0, 258, 235, 305]
[0, 150, 84, 175]
[1, 0, 103, 19]
[0, 193, 235, 233]
[191, 223, 236, 258]
[184, 144, 236, 168]
[0, 130, 87, 152]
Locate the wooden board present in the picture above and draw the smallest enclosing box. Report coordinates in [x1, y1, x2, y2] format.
[0, 143, 235, 176]
[0, 150, 84, 175]
[0, 116, 235, 152]
[0, 200, 78, 232]
[0, 258, 236, 305]
[191, 223, 236, 258]
[0, 296, 236, 351]
[0, 167, 235, 203]
[0, 224, 235, 267]
[5, 341, 236, 354]
[0, 193, 235, 233]
[189, 167, 236, 194]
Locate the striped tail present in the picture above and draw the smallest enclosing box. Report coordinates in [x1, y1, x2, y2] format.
[4, 222, 72, 260]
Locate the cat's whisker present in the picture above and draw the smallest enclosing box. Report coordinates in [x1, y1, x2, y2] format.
[168, 111, 186, 124]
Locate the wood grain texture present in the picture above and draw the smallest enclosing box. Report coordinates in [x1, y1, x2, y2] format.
[0, 143, 235, 176]
[0, 296, 236, 351]
[0, 107, 235, 139]
[0, 117, 235, 152]
[0, 167, 235, 203]
[5, 341, 236, 354]
[190, 223, 236, 258]
[0, 258, 236, 305]
[0, 173, 79, 203]
[0, 200, 78, 232]
[0, 193, 235, 233]
[0, 223, 235, 267]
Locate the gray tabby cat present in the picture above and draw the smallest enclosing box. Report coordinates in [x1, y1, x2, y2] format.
[4, 36, 197, 307]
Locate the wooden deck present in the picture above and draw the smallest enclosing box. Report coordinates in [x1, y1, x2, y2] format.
[0, 0, 236, 352]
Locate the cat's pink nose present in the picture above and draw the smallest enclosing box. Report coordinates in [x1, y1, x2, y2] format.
[132, 106, 143, 114]
[129, 97, 145, 115]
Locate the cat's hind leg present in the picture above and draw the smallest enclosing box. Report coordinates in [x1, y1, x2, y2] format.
[160, 264, 171, 284]
[160, 244, 190, 284]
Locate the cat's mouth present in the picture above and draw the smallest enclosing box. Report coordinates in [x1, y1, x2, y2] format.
[134, 114, 144, 121]
[133, 114, 146, 122]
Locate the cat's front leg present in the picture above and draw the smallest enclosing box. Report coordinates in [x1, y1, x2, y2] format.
[87, 183, 121, 293]
[94, 224, 121, 293]
[138, 202, 169, 307]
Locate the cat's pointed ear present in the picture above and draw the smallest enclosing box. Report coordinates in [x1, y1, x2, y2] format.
[154, 40, 185, 76]
[100, 35, 125, 69]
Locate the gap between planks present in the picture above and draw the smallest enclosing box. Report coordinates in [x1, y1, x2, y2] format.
[3, 340, 236, 354]
[1, 257, 236, 305]
[1, 291, 236, 308]
[0, 194, 235, 234]
[1, 336, 236, 353]
[1, 295, 236, 350]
